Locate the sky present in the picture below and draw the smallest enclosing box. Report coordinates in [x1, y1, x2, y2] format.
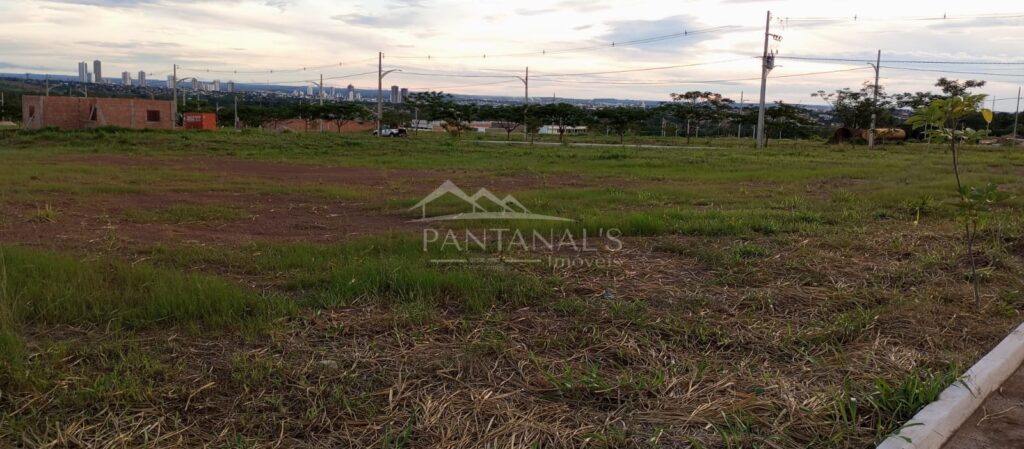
[1, 0, 1023, 110]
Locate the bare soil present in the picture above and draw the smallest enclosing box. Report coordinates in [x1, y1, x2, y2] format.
[1, 154, 614, 252]
[944, 361, 1024, 449]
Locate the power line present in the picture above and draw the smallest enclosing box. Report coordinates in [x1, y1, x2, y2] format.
[531, 57, 753, 78]
[224, 70, 379, 86]
[178, 58, 378, 75]
[779, 12, 1024, 23]
[884, 66, 1024, 78]
[386, 26, 742, 60]
[775, 56, 1024, 65]
[404, 79, 521, 91]
[528, 66, 872, 86]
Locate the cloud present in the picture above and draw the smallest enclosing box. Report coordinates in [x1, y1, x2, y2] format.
[78, 40, 182, 49]
[41, 0, 155, 5]
[330, 10, 422, 29]
[599, 15, 715, 54]
[514, 8, 557, 16]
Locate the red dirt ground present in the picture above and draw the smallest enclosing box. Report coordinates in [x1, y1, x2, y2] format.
[0, 154, 611, 252]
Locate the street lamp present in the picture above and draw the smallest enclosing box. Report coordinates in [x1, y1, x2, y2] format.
[377, 52, 401, 137]
[867, 50, 881, 149]
[513, 67, 528, 141]
[305, 75, 326, 132]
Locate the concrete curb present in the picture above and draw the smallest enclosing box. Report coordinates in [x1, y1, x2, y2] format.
[877, 321, 1024, 449]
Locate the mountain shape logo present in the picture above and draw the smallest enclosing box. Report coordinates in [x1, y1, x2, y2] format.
[409, 180, 571, 222]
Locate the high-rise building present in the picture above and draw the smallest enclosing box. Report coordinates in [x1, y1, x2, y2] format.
[167, 75, 174, 88]
[93, 60, 103, 84]
[346, 84, 356, 101]
[138, 71, 146, 87]
[390, 85, 400, 103]
[228, 81, 235, 93]
[306, 85, 313, 96]
[191, 79, 198, 90]
[87, 73, 93, 83]
[400, 88, 409, 102]
[78, 62, 88, 83]
[213, 80, 221, 92]
[121, 71, 131, 86]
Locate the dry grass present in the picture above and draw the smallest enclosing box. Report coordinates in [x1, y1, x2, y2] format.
[2, 133, 1023, 448]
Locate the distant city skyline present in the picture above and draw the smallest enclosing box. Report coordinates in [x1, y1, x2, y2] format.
[2, 1, 1023, 110]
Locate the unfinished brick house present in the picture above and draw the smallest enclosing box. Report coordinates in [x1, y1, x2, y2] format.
[21, 96, 173, 130]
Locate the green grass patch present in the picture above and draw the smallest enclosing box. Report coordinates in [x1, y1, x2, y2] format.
[0, 245, 294, 331]
[125, 203, 249, 224]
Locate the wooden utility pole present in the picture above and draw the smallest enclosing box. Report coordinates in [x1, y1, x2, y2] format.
[377, 52, 383, 137]
[524, 67, 529, 142]
[869, 50, 881, 149]
[172, 64, 177, 129]
[1014, 86, 1021, 139]
[756, 11, 771, 149]
[319, 73, 324, 132]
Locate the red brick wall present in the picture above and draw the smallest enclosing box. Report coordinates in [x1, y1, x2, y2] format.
[22, 96, 173, 130]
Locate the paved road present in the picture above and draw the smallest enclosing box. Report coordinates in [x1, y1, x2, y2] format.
[944, 362, 1024, 448]
[473, 140, 722, 150]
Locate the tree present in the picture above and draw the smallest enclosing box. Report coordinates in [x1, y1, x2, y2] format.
[253, 105, 293, 130]
[486, 105, 527, 141]
[536, 103, 587, 142]
[936, 78, 986, 97]
[404, 91, 473, 136]
[893, 91, 942, 111]
[812, 83, 894, 129]
[907, 94, 1002, 307]
[665, 91, 733, 142]
[765, 102, 815, 140]
[381, 108, 411, 129]
[324, 102, 371, 132]
[594, 106, 650, 144]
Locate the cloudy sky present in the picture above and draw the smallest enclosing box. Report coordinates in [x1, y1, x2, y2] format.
[2, 0, 1022, 109]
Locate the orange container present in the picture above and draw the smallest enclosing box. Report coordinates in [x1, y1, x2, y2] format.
[183, 112, 217, 130]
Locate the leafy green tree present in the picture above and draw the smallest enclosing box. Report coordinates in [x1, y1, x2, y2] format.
[893, 91, 942, 111]
[765, 102, 815, 140]
[324, 102, 371, 132]
[907, 94, 1004, 306]
[935, 78, 986, 97]
[381, 108, 411, 129]
[812, 83, 894, 129]
[537, 103, 588, 142]
[664, 91, 733, 142]
[594, 106, 650, 144]
[485, 105, 528, 141]
[405, 91, 475, 136]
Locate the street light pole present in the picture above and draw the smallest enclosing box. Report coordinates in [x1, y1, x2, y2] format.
[319, 73, 324, 132]
[756, 10, 772, 149]
[172, 64, 177, 129]
[376, 53, 401, 137]
[1014, 86, 1021, 139]
[514, 67, 529, 142]
[869, 50, 881, 150]
[377, 52, 383, 137]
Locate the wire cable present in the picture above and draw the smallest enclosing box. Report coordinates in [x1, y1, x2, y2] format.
[884, 66, 1024, 78]
[177, 57, 378, 75]
[386, 26, 741, 60]
[775, 56, 1024, 65]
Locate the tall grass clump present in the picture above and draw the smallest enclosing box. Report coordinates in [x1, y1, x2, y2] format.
[0, 245, 294, 331]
